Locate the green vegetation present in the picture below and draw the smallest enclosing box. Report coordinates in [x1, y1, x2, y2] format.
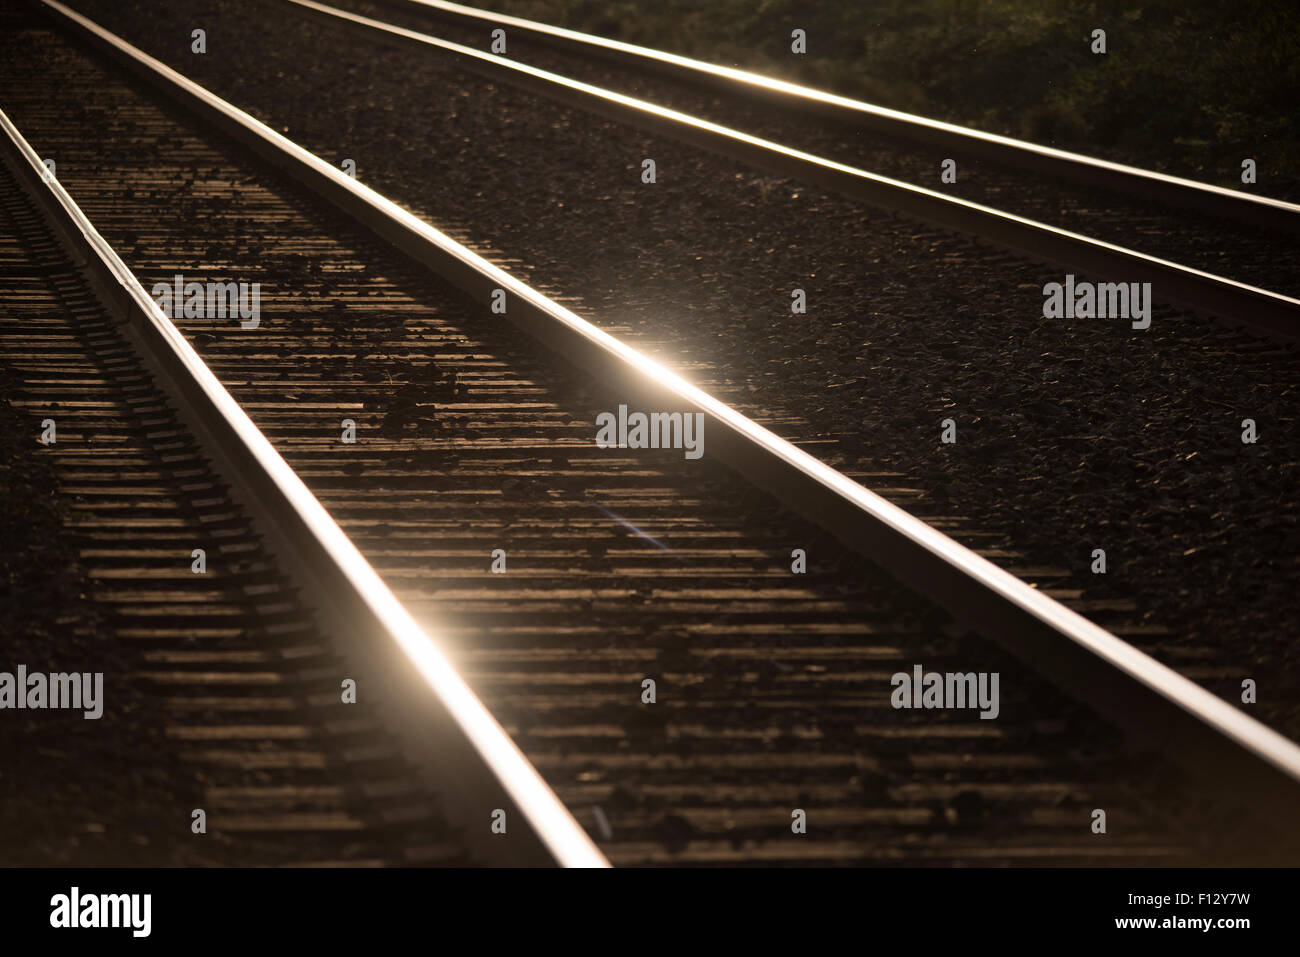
[490, 0, 1300, 188]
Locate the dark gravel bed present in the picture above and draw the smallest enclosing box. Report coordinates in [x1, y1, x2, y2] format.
[54, 0, 1300, 747]
[330, 0, 1300, 299]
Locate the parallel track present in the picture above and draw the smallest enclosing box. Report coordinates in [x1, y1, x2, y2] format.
[286, 0, 1300, 337]
[366, 0, 1300, 230]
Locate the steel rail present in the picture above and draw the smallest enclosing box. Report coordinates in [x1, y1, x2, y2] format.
[282, 0, 1300, 339]
[38, 0, 1300, 850]
[386, 0, 1300, 236]
[0, 97, 608, 869]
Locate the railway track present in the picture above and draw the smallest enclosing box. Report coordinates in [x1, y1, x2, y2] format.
[46, 0, 1300, 742]
[2, 2, 1298, 866]
[0, 153, 483, 867]
[316, 0, 1300, 322]
[367, 0, 1300, 226]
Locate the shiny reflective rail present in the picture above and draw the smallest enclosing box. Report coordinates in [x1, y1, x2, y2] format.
[37, 0, 1300, 851]
[281, 0, 1300, 339]
[384, 0, 1300, 236]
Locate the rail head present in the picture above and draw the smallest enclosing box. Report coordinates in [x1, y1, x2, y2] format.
[36, 0, 1300, 850]
[0, 96, 608, 869]
[390, 0, 1300, 233]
